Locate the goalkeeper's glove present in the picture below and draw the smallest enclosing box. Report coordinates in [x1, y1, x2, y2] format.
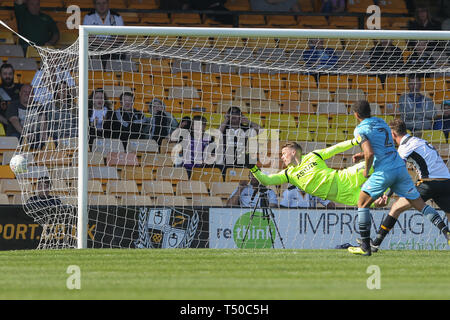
[351, 135, 362, 146]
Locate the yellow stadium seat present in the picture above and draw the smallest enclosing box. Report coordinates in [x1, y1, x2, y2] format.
[106, 180, 139, 196]
[210, 181, 238, 198]
[351, 75, 383, 93]
[0, 193, 9, 204]
[239, 15, 266, 26]
[287, 74, 317, 90]
[142, 180, 174, 197]
[190, 167, 224, 188]
[191, 196, 224, 207]
[313, 129, 347, 143]
[421, 130, 448, 144]
[89, 194, 118, 206]
[280, 128, 314, 142]
[0, 165, 15, 178]
[225, 168, 250, 182]
[176, 181, 209, 197]
[266, 114, 297, 129]
[120, 167, 154, 181]
[333, 114, 359, 129]
[156, 167, 189, 182]
[318, 74, 351, 90]
[298, 114, 330, 129]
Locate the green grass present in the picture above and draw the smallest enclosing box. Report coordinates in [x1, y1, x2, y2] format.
[0, 249, 448, 300]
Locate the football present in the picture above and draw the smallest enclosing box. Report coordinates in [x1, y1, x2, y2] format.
[9, 154, 28, 174]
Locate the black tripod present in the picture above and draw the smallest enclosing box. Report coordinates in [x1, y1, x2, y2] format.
[241, 186, 285, 249]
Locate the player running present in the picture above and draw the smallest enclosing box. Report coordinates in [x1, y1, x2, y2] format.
[246, 138, 381, 208]
[363, 119, 450, 251]
[347, 100, 446, 256]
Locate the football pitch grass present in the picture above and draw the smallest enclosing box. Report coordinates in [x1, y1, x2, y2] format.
[0, 249, 448, 300]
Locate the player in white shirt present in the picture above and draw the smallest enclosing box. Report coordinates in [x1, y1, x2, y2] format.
[368, 119, 450, 250]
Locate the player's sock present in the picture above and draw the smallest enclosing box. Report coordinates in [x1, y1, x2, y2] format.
[358, 208, 371, 251]
[421, 205, 448, 235]
[373, 215, 397, 247]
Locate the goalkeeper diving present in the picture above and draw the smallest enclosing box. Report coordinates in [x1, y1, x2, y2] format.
[247, 138, 384, 207]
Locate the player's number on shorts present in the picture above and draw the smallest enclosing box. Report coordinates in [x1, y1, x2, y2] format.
[378, 128, 393, 148]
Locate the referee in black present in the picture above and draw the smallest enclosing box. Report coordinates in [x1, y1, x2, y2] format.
[369, 119, 450, 250]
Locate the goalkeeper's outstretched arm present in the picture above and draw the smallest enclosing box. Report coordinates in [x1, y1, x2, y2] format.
[248, 166, 289, 187]
[315, 138, 359, 160]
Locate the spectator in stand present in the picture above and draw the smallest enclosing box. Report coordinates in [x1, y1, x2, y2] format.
[88, 88, 118, 148]
[433, 100, 450, 142]
[14, 0, 59, 53]
[408, 7, 441, 51]
[280, 184, 336, 208]
[219, 106, 260, 175]
[398, 74, 437, 136]
[113, 91, 147, 149]
[369, 40, 403, 84]
[147, 98, 179, 145]
[408, 7, 441, 31]
[0, 63, 22, 101]
[48, 81, 77, 142]
[6, 84, 48, 149]
[321, 0, 345, 13]
[250, 0, 301, 12]
[227, 171, 278, 208]
[183, 0, 233, 25]
[181, 115, 212, 178]
[302, 38, 338, 71]
[404, 40, 435, 77]
[83, 0, 124, 27]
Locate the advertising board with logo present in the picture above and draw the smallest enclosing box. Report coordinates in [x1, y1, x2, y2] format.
[209, 208, 449, 250]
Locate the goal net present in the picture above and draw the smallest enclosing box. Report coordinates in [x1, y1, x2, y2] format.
[13, 26, 450, 250]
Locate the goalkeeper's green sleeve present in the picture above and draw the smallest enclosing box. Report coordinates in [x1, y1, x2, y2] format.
[315, 139, 358, 161]
[249, 166, 288, 186]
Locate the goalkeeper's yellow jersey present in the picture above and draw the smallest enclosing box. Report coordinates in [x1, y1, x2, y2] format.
[251, 139, 370, 206]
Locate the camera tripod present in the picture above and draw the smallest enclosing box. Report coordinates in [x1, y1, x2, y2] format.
[241, 186, 285, 249]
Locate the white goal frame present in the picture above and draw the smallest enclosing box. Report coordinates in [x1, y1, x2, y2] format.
[77, 26, 450, 249]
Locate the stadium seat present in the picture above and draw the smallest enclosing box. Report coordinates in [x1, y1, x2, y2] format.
[299, 114, 330, 129]
[421, 130, 447, 144]
[297, 16, 328, 28]
[155, 195, 189, 207]
[247, 100, 280, 114]
[35, 150, 72, 167]
[168, 86, 200, 100]
[351, 75, 383, 93]
[251, 73, 285, 89]
[224, 0, 250, 11]
[234, 87, 266, 100]
[334, 88, 366, 103]
[190, 167, 224, 188]
[210, 181, 238, 199]
[266, 15, 298, 27]
[219, 73, 251, 88]
[1, 179, 22, 194]
[88, 166, 119, 181]
[318, 74, 351, 90]
[368, 92, 398, 105]
[176, 181, 209, 197]
[280, 101, 314, 114]
[15, 70, 36, 84]
[238, 15, 266, 27]
[327, 16, 359, 29]
[106, 152, 139, 167]
[7, 57, 37, 71]
[270, 89, 300, 101]
[0, 31, 15, 44]
[156, 167, 189, 182]
[120, 167, 154, 181]
[126, 139, 159, 155]
[72, 152, 105, 166]
[300, 89, 332, 102]
[72, 180, 104, 195]
[332, 114, 359, 129]
[140, 153, 174, 168]
[225, 168, 250, 182]
[266, 114, 297, 129]
[286, 73, 317, 90]
[347, 0, 374, 13]
[316, 102, 348, 114]
[0, 193, 9, 204]
[58, 32, 78, 47]
[106, 180, 139, 196]
[0, 165, 16, 179]
[120, 195, 154, 206]
[190, 196, 223, 207]
[0, 45, 24, 59]
[280, 128, 314, 142]
[92, 138, 125, 153]
[51, 167, 78, 180]
[313, 129, 347, 143]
